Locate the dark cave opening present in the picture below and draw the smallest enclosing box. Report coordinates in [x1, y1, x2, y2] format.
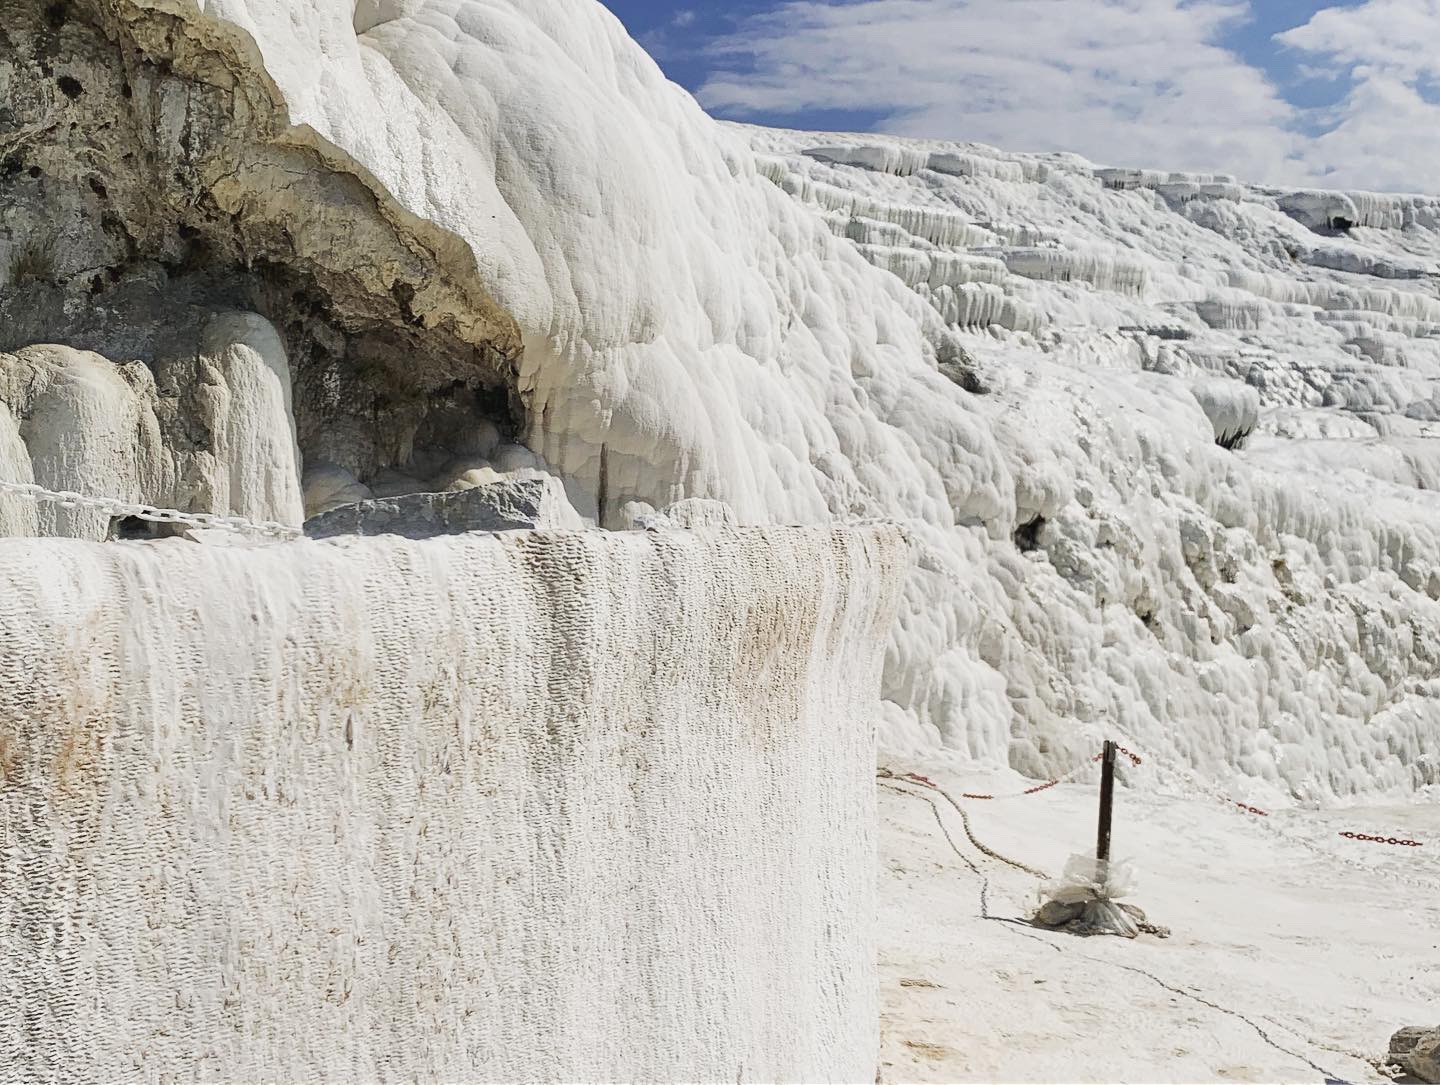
[1013, 515, 1045, 553]
[1, 0, 528, 523]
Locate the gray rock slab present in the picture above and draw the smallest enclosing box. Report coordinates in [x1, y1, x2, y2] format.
[1392, 1027, 1440, 1083]
[305, 477, 582, 540]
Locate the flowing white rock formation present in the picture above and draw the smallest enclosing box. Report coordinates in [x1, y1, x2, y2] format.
[0, 525, 904, 1082]
[0, 317, 302, 539]
[2, 0, 1438, 803]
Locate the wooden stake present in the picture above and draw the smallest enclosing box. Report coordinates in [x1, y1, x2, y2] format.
[1096, 740, 1117, 864]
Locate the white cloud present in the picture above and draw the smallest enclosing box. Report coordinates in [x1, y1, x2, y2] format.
[692, 0, 1440, 192]
[640, 8, 701, 61]
[1277, 0, 1440, 190]
[1279, 0, 1440, 79]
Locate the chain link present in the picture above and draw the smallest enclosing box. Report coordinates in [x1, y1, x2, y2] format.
[0, 479, 302, 540]
[891, 743, 1431, 894]
[909, 753, 1104, 802]
[1114, 746, 1144, 767]
[1088, 733, 1437, 889]
[903, 745, 1137, 803]
[1339, 832, 1424, 847]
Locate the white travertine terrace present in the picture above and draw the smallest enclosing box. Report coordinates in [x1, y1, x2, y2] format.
[3, 0, 1439, 803]
[0, 525, 905, 1081]
[3, 2, 1440, 1078]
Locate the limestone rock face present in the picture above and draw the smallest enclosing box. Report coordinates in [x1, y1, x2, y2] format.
[0, 345, 158, 538]
[0, 315, 303, 538]
[1414, 1035, 1440, 1084]
[5, 0, 1440, 798]
[304, 475, 584, 539]
[196, 313, 305, 527]
[0, 0, 524, 536]
[0, 524, 906, 1082]
[627, 498, 741, 532]
[110, 0, 1439, 796]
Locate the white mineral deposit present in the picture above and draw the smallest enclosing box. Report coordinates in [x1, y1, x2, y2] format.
[0, 1, 1434, 1082]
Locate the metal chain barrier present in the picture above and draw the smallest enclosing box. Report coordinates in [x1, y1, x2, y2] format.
[1339, 832, 1424, 848]
[0, 479, 302, 540]
[878, 767, 1052, 880]
[976, 733, 1438, 891]
[1097, 734, 1433, 868]
[885, 741, 1430, 886]
[1111, 746, 1144, 767]
[900, 745, 1143, 802]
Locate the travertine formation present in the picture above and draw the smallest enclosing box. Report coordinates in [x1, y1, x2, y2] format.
[3, 1, 1438, 798]
[303, 475, 583, 538]
[0, 326, 302, 538]
[0, 0, 523, 531]
[3, 0, 1439, 1078]
[0, 524, 905, 1082]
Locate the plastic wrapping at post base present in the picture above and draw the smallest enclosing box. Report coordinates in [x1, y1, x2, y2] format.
[1038, 854, 1141, 938]
[1044, 854, 1139, 902]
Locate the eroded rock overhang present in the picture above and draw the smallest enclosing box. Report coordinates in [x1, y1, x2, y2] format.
[0, 0, 529, 533]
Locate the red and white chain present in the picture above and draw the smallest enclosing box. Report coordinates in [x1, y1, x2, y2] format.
[891, 738, 1432, 891]
[1094, 732, 1436, 890]
[1338, 831, 1424, 848]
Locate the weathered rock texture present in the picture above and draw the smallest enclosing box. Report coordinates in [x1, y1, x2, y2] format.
[7, 0, 1440, 797]
[64, 0, 1437, 799]
[304, 475, 584, 539]
[1391, 1025, 1440, 1083]
[0, 524, 906, 1081]
[1, 320, 302, 538]
[0, 0, 524, 531]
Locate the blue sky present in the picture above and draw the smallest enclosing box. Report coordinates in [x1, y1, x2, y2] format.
[597, 0, 1440, 191]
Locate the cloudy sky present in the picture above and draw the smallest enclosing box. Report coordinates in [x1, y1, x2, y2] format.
[600, 0, 1440, 192]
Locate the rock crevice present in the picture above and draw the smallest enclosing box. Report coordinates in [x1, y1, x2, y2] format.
[0, 0, 530, 532]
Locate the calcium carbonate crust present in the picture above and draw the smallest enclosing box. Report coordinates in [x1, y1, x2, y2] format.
[0, 523, 905, 1082]
[6, 0, 1440, 799]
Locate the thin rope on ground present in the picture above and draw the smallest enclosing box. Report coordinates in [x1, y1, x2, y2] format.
[882, 779, 1073, 963]
[881, 780, 993, 920]
[1260, 1015, 1403, 1082]
[1063, 948, 1349, 1083]
[879, 767, 1051, 880]
[880, 774, 1362, 1085]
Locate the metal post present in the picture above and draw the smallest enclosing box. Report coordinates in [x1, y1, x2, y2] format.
[1096, 740, 1117, 864]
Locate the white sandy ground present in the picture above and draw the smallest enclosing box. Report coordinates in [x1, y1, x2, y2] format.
[877, 759, 1440, 1084]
